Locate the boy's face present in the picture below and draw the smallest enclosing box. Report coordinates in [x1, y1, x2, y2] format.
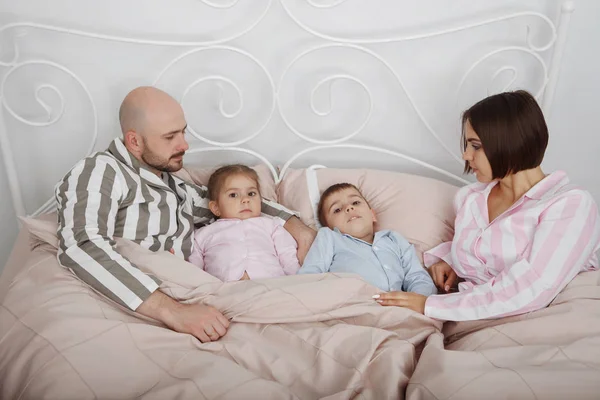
[321, 188, 376, 242]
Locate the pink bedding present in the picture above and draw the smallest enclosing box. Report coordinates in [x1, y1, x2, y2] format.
[408, 269, 600, 399]
[1, 222, 599, 399]
[0, 233, 439, 399]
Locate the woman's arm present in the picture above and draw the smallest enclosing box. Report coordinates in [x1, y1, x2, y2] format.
[425, 191, 600, 321]
[423, 242, 453, 268]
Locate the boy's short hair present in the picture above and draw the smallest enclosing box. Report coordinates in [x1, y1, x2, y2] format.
[317, 183, 369, 227]
[207, 164, 260, 201]
[462, 90, 548, 179]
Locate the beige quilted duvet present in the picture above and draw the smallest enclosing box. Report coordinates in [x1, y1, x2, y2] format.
[1, 226, 599, 399]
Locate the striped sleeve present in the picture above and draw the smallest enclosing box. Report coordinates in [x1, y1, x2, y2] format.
[425, 191, 600, 321]
[55, 156, 161, 310]
[186, 183, 297, 226]
[260, 197, 297, 222]
[423, 241, 452, 268]
[184, 183, 214, 227]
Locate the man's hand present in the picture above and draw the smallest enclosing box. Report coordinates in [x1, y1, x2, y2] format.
[373, 291, 427, 315]
[428, 260, 458, 293]
[164, 302, 229, 343]
[283, 216, 317, 264]
[137, 290, 229, 343]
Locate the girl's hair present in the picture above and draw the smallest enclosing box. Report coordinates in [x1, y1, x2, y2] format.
[462, 90, 548, 179]
[207, 164, 260, 201]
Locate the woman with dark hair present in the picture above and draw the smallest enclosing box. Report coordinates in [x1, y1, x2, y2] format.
[374, 90, 600, 321]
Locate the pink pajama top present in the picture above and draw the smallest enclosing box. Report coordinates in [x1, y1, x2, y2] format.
[188, 216, 300, 281]
[424, 171, 600, 321]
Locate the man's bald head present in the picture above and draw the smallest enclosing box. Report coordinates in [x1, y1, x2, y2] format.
[118, 86, 188, 175]
[119, 86, 182, 137]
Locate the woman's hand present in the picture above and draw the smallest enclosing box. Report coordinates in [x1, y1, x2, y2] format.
[428, 261, 458, 293]
[373, 292, 427, 315]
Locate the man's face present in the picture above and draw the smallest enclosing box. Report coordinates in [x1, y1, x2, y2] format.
[139, 103, 189, 173]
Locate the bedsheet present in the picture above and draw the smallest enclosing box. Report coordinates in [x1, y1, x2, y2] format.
[2, 220, 599, 399]
[407, 268, 600, 400]
[0, 234, 440, 399]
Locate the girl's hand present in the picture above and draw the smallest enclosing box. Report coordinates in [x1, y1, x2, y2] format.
[373, 292, 427, 315]
[428, 261, 458, 293]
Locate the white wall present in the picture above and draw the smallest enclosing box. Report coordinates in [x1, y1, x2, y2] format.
[1, 0, 599, 271]
[545, 0, 600, 204]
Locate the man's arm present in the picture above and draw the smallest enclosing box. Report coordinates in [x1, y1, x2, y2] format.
[260, 197, 317, 262]
[57, 158, 229, 342]
[283, 216, 317, 265]
[56, 157, 160, 310]
[186, 182, 296, 223]
[186, 182, 316, 263]
[137, 290, 229, 342]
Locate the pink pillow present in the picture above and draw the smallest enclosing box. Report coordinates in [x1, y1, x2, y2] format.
[175, 163, 278, 202]
[277, 168, 459, 259]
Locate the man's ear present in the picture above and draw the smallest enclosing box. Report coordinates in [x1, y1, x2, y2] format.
[371, 209, 377, 223]
[209, 200, 220, 217]
[124, 131, 142, 154]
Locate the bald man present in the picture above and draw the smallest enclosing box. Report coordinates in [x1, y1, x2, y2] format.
[55, 86, 316, 343]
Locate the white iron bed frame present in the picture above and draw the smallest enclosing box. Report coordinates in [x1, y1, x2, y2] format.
[0, 0, 575, 221]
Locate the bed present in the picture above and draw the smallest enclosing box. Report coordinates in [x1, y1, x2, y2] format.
[2, 1, 600, 399]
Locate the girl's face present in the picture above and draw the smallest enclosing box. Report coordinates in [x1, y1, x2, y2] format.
[462, 120, 493, 183]
[209, 174, 262, 220]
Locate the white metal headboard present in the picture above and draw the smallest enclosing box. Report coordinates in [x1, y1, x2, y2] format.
[0, 0, 575, 219]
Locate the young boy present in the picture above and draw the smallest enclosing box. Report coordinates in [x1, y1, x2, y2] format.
[298, 183, 437, 296]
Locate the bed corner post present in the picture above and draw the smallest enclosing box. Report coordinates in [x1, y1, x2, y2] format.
[0, 106, 27, 221]
[542, 0, 575, 116]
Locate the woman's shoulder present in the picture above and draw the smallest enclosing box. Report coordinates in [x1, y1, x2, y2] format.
[532, 170, 596, 208]
[453, 180, 488, 210]
[541, 183, 598, 213]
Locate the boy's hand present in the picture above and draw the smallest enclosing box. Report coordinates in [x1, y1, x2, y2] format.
[428, 261, 458, 293]
[373, 291, 427, 315]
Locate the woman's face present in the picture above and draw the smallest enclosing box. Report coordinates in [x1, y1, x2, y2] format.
[462, 120, 494, 183]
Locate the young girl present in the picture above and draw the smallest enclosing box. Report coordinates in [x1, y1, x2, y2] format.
[374, 90, 600, 321]
[188, 164, 300, 281]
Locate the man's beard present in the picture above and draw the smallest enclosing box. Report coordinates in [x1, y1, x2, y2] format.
[141, 149, 185, 173]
